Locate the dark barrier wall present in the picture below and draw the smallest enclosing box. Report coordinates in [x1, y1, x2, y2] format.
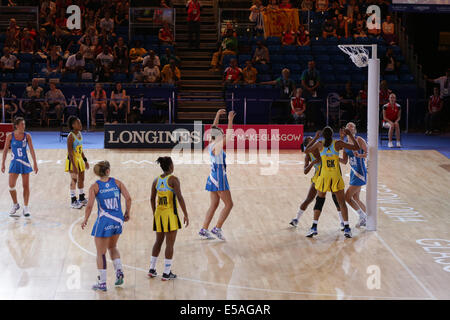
[104, 123, 203, 149]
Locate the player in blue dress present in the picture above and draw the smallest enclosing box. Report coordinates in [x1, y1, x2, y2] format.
[340, 122, 368, 228]
[1, 117, 38, 218]
[81, 161, 132, 291]
[199, 109, 236, 241]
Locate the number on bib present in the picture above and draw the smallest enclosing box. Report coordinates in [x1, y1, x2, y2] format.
[158, 196, 168, 206]
[17, 148, 23, 157]
[326, 159, 335, 168]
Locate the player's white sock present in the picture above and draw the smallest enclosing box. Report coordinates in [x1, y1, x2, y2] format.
[163, 259, 172, 275]
[338, 211, 344, 224]
[113, 258, 122, 272]
[296, 209, 304, 220]
[344, 220, 349, 227]
[356, 209, 366, 219]
[78, 188, 84, 195]
[150, 256, 157, 270]
[70, 189, 76, 198]
[98, 269, 107, 283]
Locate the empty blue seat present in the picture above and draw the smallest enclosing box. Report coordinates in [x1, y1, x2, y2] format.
[281, 45, 297, 54]
[257, 74, 272, 83]
[48, 72, 62, 79]
[18, 62, 31, 73]
[255, 63, 270, 73]
[334, 64, 349, 72]
[113, 73, 128, 82]
[315, 55, 330, 63]
[270, 55, 283, 63]
[287, 64, 301, 72]
[311, 45, 327, 54]
[311, 38, 326, 46]
[399, 74, 414, 83]
[296, 46, 311, 54]
[238, 55, 252, 65]
[63, 73, 78, 82]
[339, 37, 354, 44]
[335, 74, 351, 82]
[18, 53, 33, 62]
[321, 74, 336, 83]
[298, 54, 313, 62]
[351, 73, 366, 82]
[399, 64, 409, 74]
[266, 36, 281, 45]
[284, 54, 297, 63]
[384, 74, 399, 83]
[0, 73, 14, 82]
[318, 64, 333, 72]
[268, 45, 280, 53]
[222, 55, 237, 67]
[14, 73, 30, 82]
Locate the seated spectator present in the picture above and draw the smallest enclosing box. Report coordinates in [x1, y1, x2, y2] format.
[0, 82, 18, 120]
[382, 15, 396, 45]
[20, 30, 35, 54]
[223, 58, 242, 85]
[379, 80, 392, 106]
[97, 29, 115, 54]
[113, 37, 129, 74]
[353, 26, 367, 39]
[328, 1, 343, 18]
[210, 43, 236, 71]
[84, 8, 98, 31]
[55, 7, 67, 29]
[301, 0, 314, 11]
[65, 52, 86, 79]
[220, 29, 238, 52]
[50, 26, 74, 59]
[115, 5, 128, 27]
[335, 14, 348, 38]
[242, 60, 257, 84]
[144, 59, 161, 83]
[36, 28, 50, 58]
[381, 48, 400, 75]
[21, 78, 44, 125]
[261, 68, 296, 124]
[322, 18, 337, 39]
[161, 59, 181, 85]
[91, 83, 108, 126]
[249, 0, 265, 36]
[129, 40, 147, 63]
[425, 87, 444, 135]
[40, 13, 56, 35]
[7, 18, 20, 39]
[279, 0, 292, 9]
[316, 0, 329, 13]
[301, 60, 320, 98]
[43, 82, 66, 124]
[80, 36, 97, 63]
[78, 26, 99, 47]
[132, 64, 145, 83]
[46, 46, 63, 75]
[160, 47, 180, 68]
[143, 50, 161, 69]
[382, 93, 402, 148]
[96, 46, 115, 82]
[282, 25, 296, 46]
[296, 24, 310, 46]
[4, 28, 20, 54]
[109, 83, 127, 124]
[0, 47, 20, 73]
[159, 22, 174, 45]
[253, 41, 270, 64]
[266, 0, 279, 10]
[26, 22, 37, 39]
[291, 88, 306, 124]
[99, 11, 115, 36]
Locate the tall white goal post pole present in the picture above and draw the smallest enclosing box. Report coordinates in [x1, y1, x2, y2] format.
[366, 44, 379, 231]
[338, 44, 379, 231]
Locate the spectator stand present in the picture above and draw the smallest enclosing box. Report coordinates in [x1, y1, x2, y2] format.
[129, 6, 176, 44]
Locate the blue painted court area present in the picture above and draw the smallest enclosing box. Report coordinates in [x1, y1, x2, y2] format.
[28, 131, 450, 158]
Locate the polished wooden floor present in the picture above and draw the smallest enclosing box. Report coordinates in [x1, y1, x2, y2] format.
[0, 149, 449, 300]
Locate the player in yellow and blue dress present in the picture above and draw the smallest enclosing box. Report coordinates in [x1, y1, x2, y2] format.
[289, 136, 344, 228]
[199, 109, 236, 241]
[81, 161, 132, 291]
[304, 126, 360, 238]
[1, 117, 38, 218]
[65, 116, 89, 209]
[149, 156, 189, 281]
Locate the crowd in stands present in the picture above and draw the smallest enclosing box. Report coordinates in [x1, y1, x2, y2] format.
[0, 0, 179, 85]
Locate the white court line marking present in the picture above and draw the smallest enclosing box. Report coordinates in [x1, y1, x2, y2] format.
[68, 182, 433, 301]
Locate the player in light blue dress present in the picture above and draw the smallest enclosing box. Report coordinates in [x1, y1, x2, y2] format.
[81, 161, 132, 291]
[1, 117, 38, 218]
[199, 109, 235, 241]
[340, 122, 368, 228]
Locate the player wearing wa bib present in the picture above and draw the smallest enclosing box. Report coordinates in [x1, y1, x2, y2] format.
[65, 131, 85, 173]
[315, 140, 345, 193]
[205, 143, 229, 192]
[9, 132, 32, 174]
[91, 178, 124, 237]
[345, 147, 367, 186]
[154, 174, 182, 233]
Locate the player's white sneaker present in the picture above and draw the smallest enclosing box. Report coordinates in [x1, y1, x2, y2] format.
[71, 200, 83, 209]
[79, 198, 88, 206]
[9, 203, 20, 217]
[211, 227, 226, 241]
[22, 208, 31, 218]
[388, 141, 393, 148]
[289, 218, 298, 227]
[199, 228, 215, 240]
[396, 141, 402, 148]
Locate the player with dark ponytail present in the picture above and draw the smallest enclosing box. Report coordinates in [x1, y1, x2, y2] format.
[148, 156, 189, 281]
[304, 126, 360, 238]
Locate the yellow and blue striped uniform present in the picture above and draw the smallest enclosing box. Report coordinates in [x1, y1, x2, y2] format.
[65, 132, 85, 172]
[315, 139, 345, 193]
[309, 152, 321, 185]
[154, 174, 181, 233]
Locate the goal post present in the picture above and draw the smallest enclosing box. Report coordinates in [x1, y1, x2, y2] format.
[338, 44, 379, 231]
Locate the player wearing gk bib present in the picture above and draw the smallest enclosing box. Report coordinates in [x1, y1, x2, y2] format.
[65, 116, 89, 209]
[149, 157, 189, 281]
[340, 122, 368, 228]
[81, 161, 132, 291]
[289, 136, 343, 229]
[199, 109, 236, 241]
[304, 127, 360, 238]
[1, 117, 38, 218]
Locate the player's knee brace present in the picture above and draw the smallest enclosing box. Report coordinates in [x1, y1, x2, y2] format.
[332, 194, 341, 211]
[313, 196, 326, 211]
